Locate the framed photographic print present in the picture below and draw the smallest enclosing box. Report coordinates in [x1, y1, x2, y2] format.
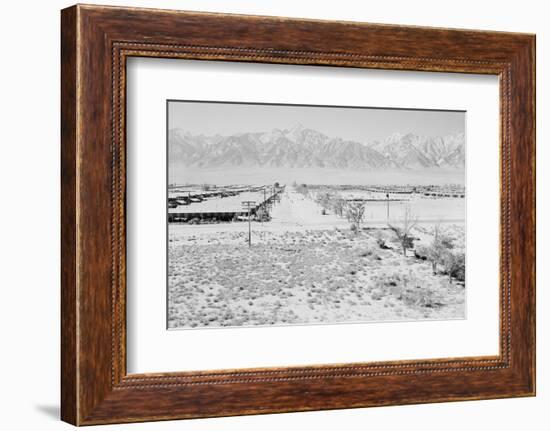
[164, 100, 467, 331]
[61, 4, 536, 425]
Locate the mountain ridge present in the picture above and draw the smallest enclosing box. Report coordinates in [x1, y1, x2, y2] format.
[169, 125, 465, 171]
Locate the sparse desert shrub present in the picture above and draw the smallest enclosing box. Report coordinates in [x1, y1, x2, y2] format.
[400, 287, 443, 308]
[415, 222, 455, 274]
[374, 230, 390, 249]
[360, 247, 374, 258]
[371, 271, 443, 309]
[453, 264, 465, 282]
[442, 250, 465, 282]
[386, 272, 403, 287]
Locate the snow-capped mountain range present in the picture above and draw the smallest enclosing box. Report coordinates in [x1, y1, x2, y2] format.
[169, 124, 465, 170]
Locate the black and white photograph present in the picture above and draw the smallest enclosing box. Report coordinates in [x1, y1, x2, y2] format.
[167, 101, 466, 329]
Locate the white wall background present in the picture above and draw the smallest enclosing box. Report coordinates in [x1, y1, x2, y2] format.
[0, 1, 546, 429]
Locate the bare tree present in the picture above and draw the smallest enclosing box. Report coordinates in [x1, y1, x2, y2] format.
[388, 205, 418, 256]
[331, 194, 347, 217]
[345, 201, 366, 233]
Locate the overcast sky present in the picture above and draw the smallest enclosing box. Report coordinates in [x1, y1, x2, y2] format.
[168, 100, 464, 143]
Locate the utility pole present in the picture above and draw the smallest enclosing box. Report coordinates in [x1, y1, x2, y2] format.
[241, 200, 255, 246]
[386, 193, 390, 221]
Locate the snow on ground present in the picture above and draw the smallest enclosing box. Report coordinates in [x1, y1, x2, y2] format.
[168, 187, 466, 329]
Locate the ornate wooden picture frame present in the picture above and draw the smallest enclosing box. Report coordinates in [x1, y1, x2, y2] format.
[61, 4, 535, 425]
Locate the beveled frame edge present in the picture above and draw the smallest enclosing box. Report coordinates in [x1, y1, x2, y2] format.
[61, 4, 535, 426]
